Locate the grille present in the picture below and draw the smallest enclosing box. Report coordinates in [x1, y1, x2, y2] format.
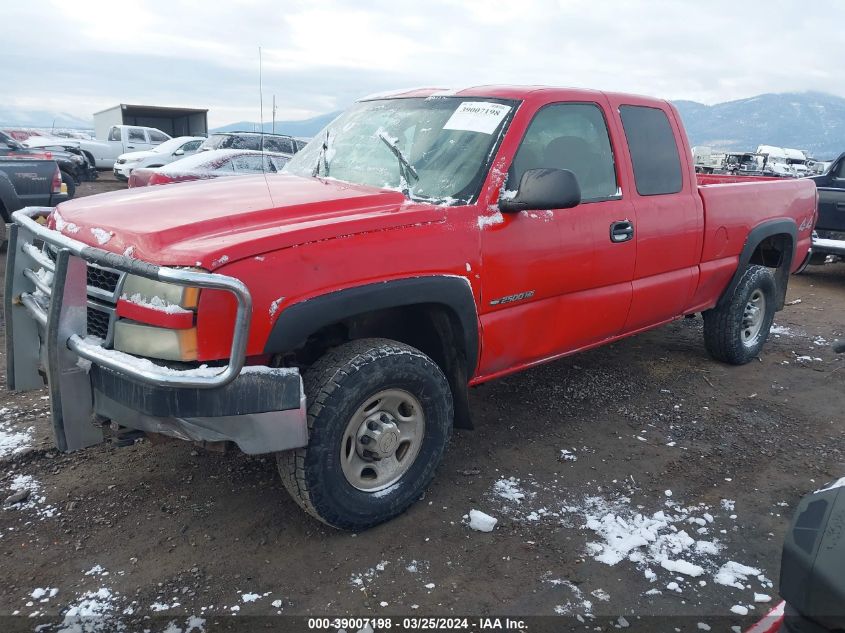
[44, 247, 122, 295]
[87, 307, 111, 340]
[87, 266, 121, 294]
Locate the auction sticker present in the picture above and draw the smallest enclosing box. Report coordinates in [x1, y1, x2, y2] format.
[443, 102, 511, 134]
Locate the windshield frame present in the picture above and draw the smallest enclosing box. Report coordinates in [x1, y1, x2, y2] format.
[284, 96, 520, 206]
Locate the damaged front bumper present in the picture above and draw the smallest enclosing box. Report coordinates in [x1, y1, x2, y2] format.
[4, 207, 307, 454]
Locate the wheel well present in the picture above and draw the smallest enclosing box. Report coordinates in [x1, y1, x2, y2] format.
[748, 232, 794, 309]
[284, 303, 474, 429]
[81, 150, 95, 166]
[749, 233, 792, 268]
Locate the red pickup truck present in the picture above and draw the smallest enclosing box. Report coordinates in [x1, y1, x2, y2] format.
[5, 86, 816, 530]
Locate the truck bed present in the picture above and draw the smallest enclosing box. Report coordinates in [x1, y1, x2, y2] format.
[687, 176, 816, 312]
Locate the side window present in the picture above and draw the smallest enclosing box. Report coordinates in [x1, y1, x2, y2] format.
[128, 128, 146, 143]
[149, 130, 168, 143]
[231, 155, 266, 172]
[266, 155, 289, 171]
[230, 136, 261, 150]
[835, 159, 845, 179]
[619, 105, 683, 195]
[508, 103, 618, 202]
[181, 140, 202, 152]
[108, 127, 121, 142]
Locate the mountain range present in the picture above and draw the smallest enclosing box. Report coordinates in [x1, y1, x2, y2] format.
[3, 92, 844, 158]
[219, 92, 845, 158]
[211, 111, 340, 137]
[674, 91, 845, 159]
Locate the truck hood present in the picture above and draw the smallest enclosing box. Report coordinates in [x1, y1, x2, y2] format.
[52, 174, 443, 268]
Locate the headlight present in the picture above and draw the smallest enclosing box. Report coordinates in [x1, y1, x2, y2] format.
[114, 321, 197, 361]
[121, 275, 199, 308]
[114, 275, 200, 361]
[71, 155, 85, 164]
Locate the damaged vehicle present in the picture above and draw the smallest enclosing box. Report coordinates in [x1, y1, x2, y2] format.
[0, 131, 95, 198]
[127, 149, 290, 187]
[5, 86, 816, 530]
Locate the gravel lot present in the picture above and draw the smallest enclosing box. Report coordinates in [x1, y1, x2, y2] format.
[0, 175, 842, 632]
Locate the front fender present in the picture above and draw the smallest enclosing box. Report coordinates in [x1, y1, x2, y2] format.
[264, 275, 480, 376]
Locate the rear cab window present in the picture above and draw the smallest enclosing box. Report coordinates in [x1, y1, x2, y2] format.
[128, 128, 147, 143]
[618, 105, 683, 195]
[108, 127, 121, 142]
[148, 130, 169, 143]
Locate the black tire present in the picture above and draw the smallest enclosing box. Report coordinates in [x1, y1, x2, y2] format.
[61, 171, 76, 199]
[277, 338, 453, 530]
[703, 265, 777, 365]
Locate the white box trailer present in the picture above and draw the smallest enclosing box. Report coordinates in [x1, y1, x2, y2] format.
[93, 104, 208, 141]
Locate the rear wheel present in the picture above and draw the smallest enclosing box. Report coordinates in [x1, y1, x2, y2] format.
[703, 265, 776, 365]
[277, 338, 453, 530]
[61, 171, 76, 199]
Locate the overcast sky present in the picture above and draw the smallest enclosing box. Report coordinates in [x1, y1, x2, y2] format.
[3, 0, 843, 127]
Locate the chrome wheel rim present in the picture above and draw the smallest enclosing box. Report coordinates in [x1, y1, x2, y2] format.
[741, 289, 766, 346]
[340, 389, 425, 492]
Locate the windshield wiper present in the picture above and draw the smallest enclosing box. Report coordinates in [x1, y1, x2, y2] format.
[377, 131, 418, 196]
[312, 130, 330, 178]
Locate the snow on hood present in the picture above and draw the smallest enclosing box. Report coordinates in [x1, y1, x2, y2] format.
[52, 174, 442, 268]
[118, 149, 156, 161]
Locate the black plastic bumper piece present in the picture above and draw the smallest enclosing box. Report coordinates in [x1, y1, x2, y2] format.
[90, 365, 302, 418]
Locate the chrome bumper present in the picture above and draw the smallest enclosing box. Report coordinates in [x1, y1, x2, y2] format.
[812, 234, 845, 257]
[5, 207, 307, 454]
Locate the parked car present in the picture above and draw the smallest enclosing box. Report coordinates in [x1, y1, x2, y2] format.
[804, 152, 845, 266]
[0, 131, 94, 198]
[113, 136, 205, 180]
[199, 131, 304, 155]
[128, 149, 290, 187]
[24, 125, 172, 169]
[6, 86, 815, 531]
[0, 159, 66, 242]
[2, 128, 46, 142]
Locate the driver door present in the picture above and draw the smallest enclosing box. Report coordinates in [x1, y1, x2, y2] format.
[478, 100, 636, 377]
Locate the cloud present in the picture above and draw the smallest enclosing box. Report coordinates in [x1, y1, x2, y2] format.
[2, 0, 843, 127]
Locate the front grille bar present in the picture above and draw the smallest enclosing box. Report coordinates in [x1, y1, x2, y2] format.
[10, 207, 253, 390]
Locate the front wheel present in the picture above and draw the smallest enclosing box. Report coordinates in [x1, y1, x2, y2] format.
[703, 265, 776, 365]
[277, 338, 453, 530]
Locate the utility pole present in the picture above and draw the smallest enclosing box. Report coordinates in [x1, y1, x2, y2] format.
[272, 95, 277, 135]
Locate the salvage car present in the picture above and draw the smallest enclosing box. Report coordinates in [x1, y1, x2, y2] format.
[127, 149, 290, 187]
[5, 86, 816, 530]
[804, 152, 845, 265]
[0, 130, 94, 198]
[199, 131, 304, 155]
[113, 136, 205, 180]
[0, 158, 66, 225]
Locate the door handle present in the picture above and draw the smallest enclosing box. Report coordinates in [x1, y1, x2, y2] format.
[126, 145, 135, 149]
[610, 220, 634, 243]
[835, 202, 845, 210]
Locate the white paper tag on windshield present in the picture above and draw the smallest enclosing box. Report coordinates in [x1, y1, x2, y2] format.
[442, 102, 511, 135]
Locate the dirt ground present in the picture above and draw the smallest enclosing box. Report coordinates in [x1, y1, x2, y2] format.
[0, 175, 842, 632]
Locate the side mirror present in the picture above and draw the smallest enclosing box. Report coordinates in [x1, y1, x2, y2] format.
[499, 168, 581, 213]
[173, 149, 185, 156]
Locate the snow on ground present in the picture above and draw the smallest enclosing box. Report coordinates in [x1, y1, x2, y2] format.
[480, 475, 774, 616]
[769, 324, 794, 337]
[2, 473, 58, 520]
[0, 406, 34, 458]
